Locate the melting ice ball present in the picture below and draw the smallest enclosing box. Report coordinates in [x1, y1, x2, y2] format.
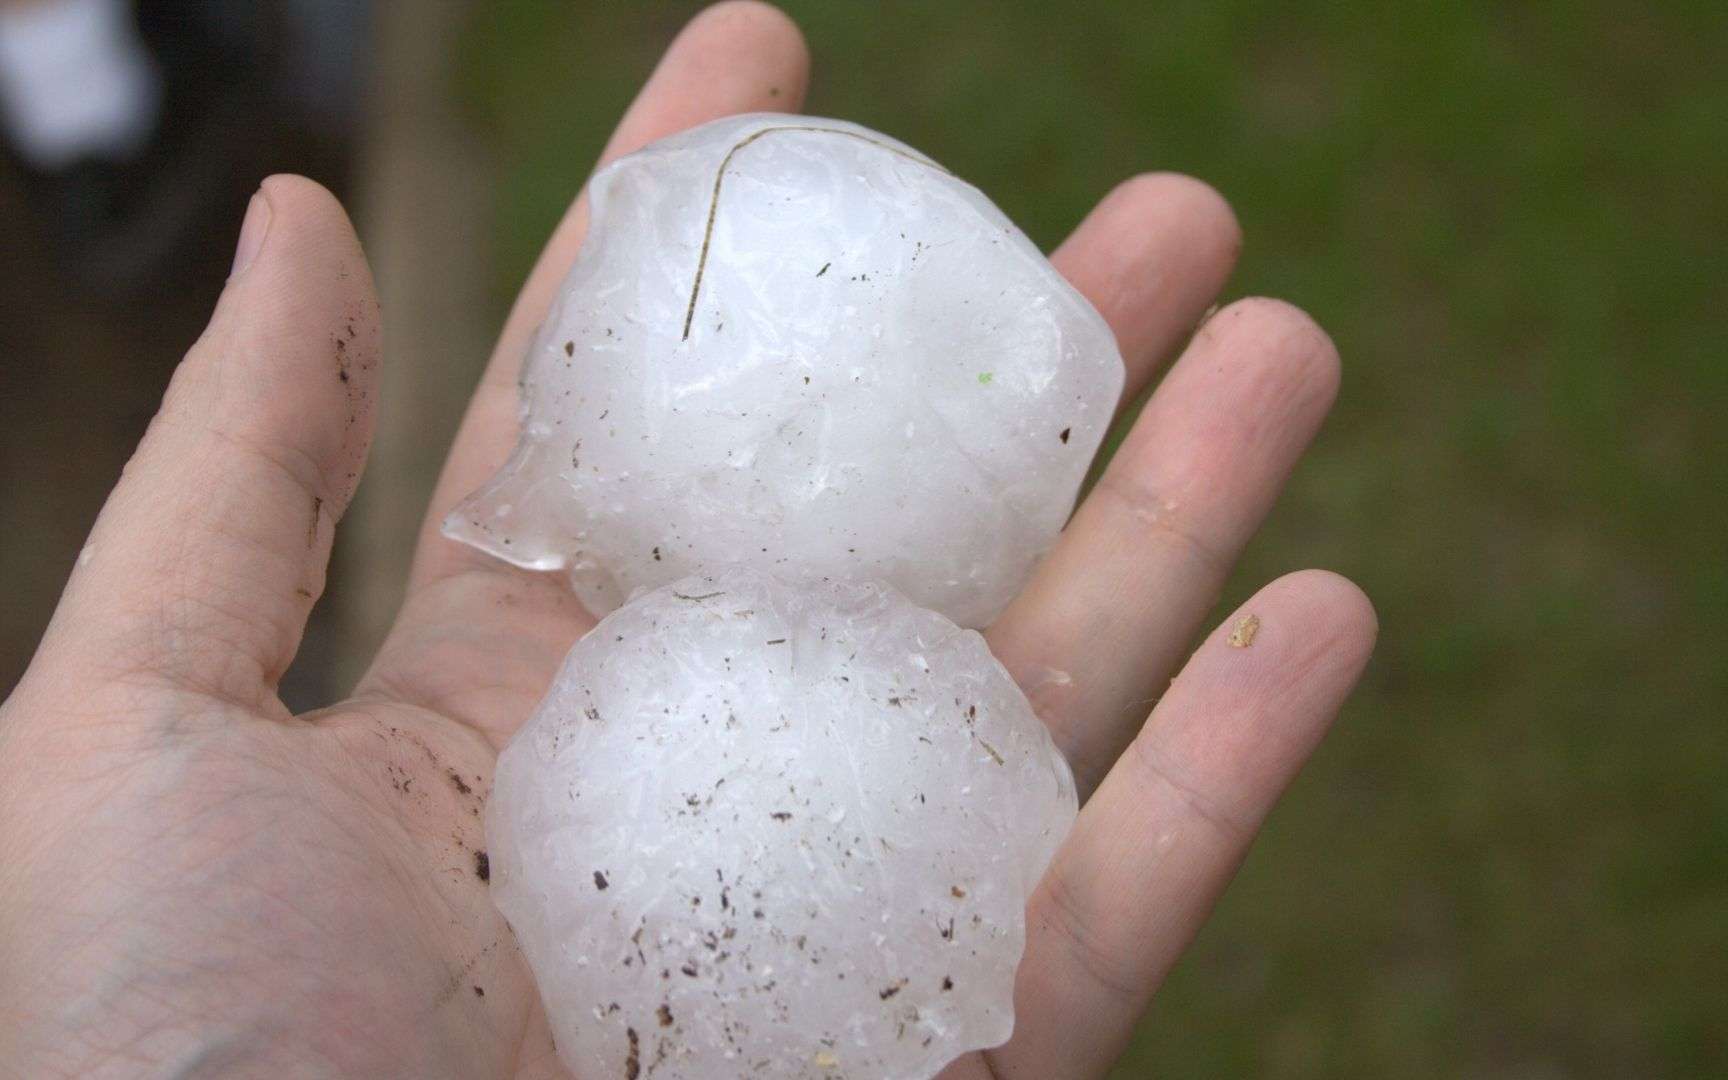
[445, 113, 1123, 627]
[487, 568, 1077, 1079]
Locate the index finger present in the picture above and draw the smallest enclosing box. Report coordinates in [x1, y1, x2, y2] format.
[359, 3, 810, 741]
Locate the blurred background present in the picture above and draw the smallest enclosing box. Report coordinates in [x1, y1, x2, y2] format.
[0, 1, 1722, 1075]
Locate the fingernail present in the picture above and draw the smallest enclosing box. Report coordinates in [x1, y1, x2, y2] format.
[229, 189, 272, 279]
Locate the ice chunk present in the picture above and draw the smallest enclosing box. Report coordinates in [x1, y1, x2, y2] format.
[444, 113, 1123, 627]
[487, 568, 1077, 1080]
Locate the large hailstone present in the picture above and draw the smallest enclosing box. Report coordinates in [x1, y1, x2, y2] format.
[445, 113, 1123, 627]
[488, 568, 1077, 1079]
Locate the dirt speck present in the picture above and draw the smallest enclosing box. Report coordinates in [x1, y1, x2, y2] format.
[449, 770, 472, 796]
[474, 850, 490, 882]
[594, 869, 609, 890]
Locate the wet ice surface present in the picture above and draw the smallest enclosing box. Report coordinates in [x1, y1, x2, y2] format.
[487, 568, 1077, 1079]
[444, 113, 1123, 628]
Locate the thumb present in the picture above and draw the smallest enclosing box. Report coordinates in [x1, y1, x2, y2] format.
[26, 175, 382, 715]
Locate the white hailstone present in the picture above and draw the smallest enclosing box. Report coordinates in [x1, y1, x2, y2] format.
[444, 113, 1123, 628]
[487, 568, 1077, 1080]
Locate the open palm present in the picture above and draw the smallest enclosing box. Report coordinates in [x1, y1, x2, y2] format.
[0, 5, 1374, 1077]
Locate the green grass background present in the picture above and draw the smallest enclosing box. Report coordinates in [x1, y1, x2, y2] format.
[457, 3, 1726, 1075]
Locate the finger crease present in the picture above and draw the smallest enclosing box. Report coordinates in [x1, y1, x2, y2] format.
[1035, 856, 1146, 1007]
[1129, 734, 1251, 841]
[1091, 470, 1229, 578]
[198, 423, 330, 507]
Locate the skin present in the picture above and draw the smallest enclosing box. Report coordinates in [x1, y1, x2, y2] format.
[0, 4, 1376, 1078]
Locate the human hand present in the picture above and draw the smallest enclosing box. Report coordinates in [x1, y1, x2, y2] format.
[0, 4, 1374, 1077]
